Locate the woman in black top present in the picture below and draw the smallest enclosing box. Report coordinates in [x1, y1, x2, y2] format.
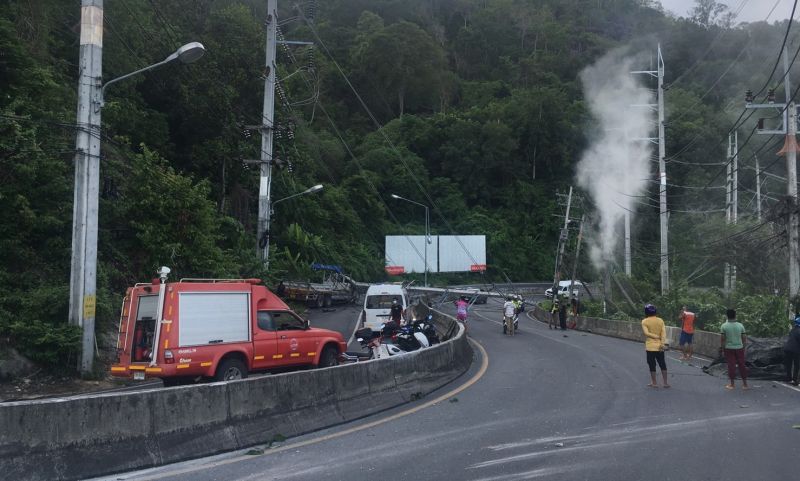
[783, 316, 800, 386]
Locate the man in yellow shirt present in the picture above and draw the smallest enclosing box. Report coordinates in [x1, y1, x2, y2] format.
[641, 303, 670, 388]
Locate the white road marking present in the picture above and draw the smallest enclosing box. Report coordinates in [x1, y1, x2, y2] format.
[102, 339, 491, 481]
[774, 380, 800, 393]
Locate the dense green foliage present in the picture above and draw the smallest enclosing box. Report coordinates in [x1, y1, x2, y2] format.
[2, 0, 800, 372]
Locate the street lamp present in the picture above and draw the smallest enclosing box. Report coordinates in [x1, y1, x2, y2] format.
[264, 184, 324, 270]
[99, 42, 205, 109]
[69, 38, 205, 374]
[390, 194, 431, 286]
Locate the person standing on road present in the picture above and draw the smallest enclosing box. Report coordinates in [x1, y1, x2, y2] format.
[678, 306, 696, 361]
[641, 304, 670, 388]
[512, 295, 522, 331]
[782, 314, 800, 386]
[455, 296, 469, 324]
[503, 296, 516, 335]
[720, 309, 749, 390]
[558, 297, 568, 331]
[390, 298, 404, 326]
[549, 299, 559, 330]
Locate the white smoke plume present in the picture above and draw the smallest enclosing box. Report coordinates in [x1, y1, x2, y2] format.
[576, 49, 654, 272]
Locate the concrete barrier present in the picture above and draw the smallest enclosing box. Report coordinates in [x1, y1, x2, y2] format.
[0, 308, 472, 481]
[531, 305, 722, 358]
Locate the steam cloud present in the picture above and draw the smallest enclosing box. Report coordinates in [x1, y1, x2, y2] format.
[576, 49, 654, 272]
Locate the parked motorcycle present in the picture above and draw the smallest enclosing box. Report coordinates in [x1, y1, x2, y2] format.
[395, 322, 430, 352]
[340, 322, 408, 362]
[414, 315, 440, 345]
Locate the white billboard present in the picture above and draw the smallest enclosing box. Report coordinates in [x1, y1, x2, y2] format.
[385, 235, 438, 274]
[438, 235, 486, 272]
[385, 235, 486, 274]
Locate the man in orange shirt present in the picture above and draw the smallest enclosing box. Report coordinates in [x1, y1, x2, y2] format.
[679, 305, 696, 361]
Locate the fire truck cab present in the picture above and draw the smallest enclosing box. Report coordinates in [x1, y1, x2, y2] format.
[111, 267, 347, 385]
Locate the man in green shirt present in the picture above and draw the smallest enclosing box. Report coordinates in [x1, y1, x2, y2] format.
[720, 309, 749, 390]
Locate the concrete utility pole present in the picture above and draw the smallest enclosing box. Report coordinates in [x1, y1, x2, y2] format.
[257, 0, 278, 267]
[551, 187, 573, 299]
[725, 131, 738, 293]
[69, 0, 103, 374]
[569, 214, 586, 305]
[755, 154, 762, 222]
[657, 45, 669, 295]
[745, 45, 800, 302]
[630, 45, 668, 293]
[624, 211, 632, 276]
[784, 47, 800, 303]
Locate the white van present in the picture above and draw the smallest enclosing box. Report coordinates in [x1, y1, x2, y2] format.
[362, 284, 407, 331]
[545, 280, 584, 299]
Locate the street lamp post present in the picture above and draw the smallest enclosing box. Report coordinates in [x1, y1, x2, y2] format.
[69, 30, 205, 374]
[390, 194, 430, 286]
[265, 184, 324, 271]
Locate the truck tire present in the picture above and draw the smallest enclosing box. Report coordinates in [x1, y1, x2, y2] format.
[318, 345, 339, 368]
[323, 294, 332, 307]
[215, 357, 248, 381]
[314, 295, 324, 309]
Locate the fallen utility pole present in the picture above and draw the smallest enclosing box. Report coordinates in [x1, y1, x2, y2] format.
[550, 187, 572, 300]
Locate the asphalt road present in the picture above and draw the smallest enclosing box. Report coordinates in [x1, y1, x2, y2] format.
[99, 298, 800, 481]
[304, 303, 362, 346]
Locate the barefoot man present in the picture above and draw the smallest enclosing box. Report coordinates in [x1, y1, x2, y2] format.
[720, 309, 749, 390]
[642, 303, 670, 388]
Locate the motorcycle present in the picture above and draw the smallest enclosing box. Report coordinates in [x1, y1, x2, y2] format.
[395, 322, 430, 352]
[340, 322, 408, 362]
[414, 314, 440, 345]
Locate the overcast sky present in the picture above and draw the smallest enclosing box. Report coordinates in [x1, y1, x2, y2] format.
[660, 0, 796, 23]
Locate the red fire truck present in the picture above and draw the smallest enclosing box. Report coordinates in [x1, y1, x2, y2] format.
[110, 267, 347, 386]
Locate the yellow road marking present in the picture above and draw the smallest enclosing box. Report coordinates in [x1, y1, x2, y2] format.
[132, 339, 488, 480]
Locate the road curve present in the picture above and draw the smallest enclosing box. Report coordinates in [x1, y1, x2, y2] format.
[99, 298, 800, 481]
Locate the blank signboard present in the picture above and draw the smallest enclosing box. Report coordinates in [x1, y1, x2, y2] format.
[385, 235, 438, 273]
[178, 292, 250, 346]
[438, 235, 486, 272]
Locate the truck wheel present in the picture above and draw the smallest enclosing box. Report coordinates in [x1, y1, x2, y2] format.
[323, 295, 332, 307]
[215, 358, 248, 381]
[315, 296, 324, 309]
[318, 346, 339, 368]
